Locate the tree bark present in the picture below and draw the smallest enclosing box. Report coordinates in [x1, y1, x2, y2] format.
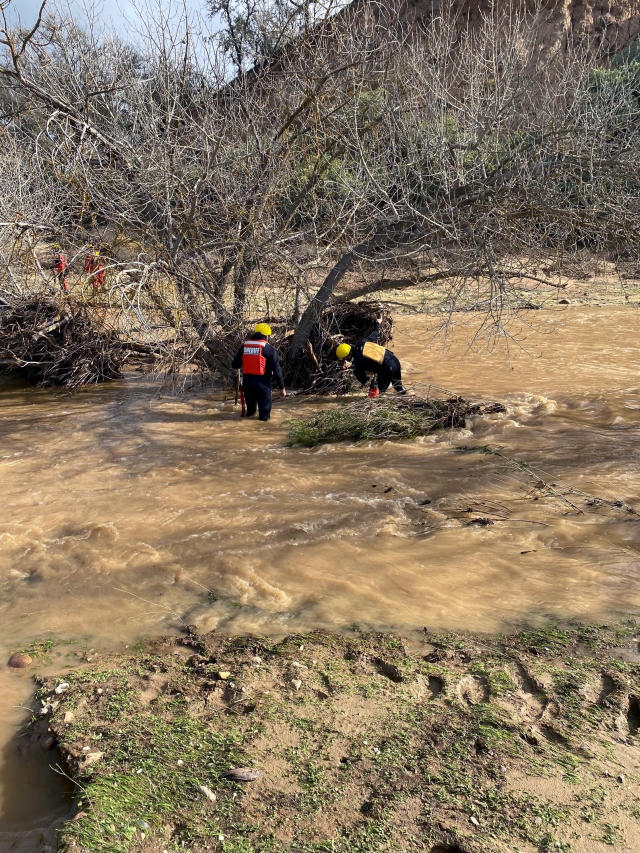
[288, 233, 386, 359]
[288, 250, 357, 359]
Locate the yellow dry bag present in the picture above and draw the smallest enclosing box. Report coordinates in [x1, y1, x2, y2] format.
[362, 341, 386, 364]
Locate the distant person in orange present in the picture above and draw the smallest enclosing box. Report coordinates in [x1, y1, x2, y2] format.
[53, 246, 68, 293]
[94, 259, 105, 290]
[85, 247, 105, 291]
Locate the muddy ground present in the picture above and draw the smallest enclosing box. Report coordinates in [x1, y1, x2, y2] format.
[25, 621, 640, 853]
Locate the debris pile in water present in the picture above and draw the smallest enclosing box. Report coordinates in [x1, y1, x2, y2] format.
[0, 296, 126, 389]
[287, 395, 506, 446]
[279, 301, 393, 393]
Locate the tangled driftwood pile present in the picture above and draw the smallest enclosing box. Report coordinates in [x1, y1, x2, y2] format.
[0, 296, 126, 389]
[278, 301, 393, 393]
[288, 395, 506, 446]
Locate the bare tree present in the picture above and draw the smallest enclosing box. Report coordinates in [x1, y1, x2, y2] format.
[1, 0, 400, 363]
[1, 0, 639, 381]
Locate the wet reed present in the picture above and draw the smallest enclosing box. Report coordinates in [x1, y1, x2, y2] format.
[287, 396, 503, 446]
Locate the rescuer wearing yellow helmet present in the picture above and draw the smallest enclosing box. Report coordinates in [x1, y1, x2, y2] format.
[231, 322, 286, 421]
[336, 316, 407, 395]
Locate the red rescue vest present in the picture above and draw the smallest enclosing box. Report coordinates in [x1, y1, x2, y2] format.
[242, 339, 267, 376]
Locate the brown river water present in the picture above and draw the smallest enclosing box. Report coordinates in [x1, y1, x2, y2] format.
[1, 306, 640, 849]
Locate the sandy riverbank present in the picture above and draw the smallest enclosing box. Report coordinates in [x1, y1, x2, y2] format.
[25, 620, 640, 853]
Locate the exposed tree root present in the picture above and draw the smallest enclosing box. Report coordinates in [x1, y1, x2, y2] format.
[277, 300, 393, 392]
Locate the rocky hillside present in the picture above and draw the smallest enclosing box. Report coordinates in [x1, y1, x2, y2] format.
[397, 0, 640, 56]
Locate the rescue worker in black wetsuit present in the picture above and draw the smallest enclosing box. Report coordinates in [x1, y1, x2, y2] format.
[232, 323, 286, 421]
[336, 317, 407, 395]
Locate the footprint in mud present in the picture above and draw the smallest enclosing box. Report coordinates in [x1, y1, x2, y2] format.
[139, 672, 170, 705]
[374, 658, 404, 683]
[571, 671, 624, 720]
[410, 674, 444, 701]
[512, 660, 547, 720]
[540, 723, 570, 746]
[587, 673, 617, 706]
[613, 694, 640, 738]
[599, 674, 617, 705]
[522, 723, 569, 749]
[456, 674, 488, 705]
[430, 845, 468, 853]
[627, 695, 640, 736]
[576, 675, 638, 738]
[428, 675, 444, 698]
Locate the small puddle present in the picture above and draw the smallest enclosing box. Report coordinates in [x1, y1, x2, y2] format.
[0, 668, 74, 852]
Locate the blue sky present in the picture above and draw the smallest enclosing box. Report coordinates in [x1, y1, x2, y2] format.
[5, 0, 210, 36]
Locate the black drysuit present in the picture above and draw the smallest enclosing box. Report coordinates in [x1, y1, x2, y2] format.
[350, 323, 405, 393]
[232, 333, 285, 421]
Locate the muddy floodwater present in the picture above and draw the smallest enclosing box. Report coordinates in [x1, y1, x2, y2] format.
[1, 306, 640, 846]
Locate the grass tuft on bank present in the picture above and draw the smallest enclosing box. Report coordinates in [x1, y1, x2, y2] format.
[63, 715, 243, 853]
[287, 396, 504, 446]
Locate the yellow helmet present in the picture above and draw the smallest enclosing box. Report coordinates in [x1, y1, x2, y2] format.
[254, 322, 272, 336]
[336, 343, 352, 359]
